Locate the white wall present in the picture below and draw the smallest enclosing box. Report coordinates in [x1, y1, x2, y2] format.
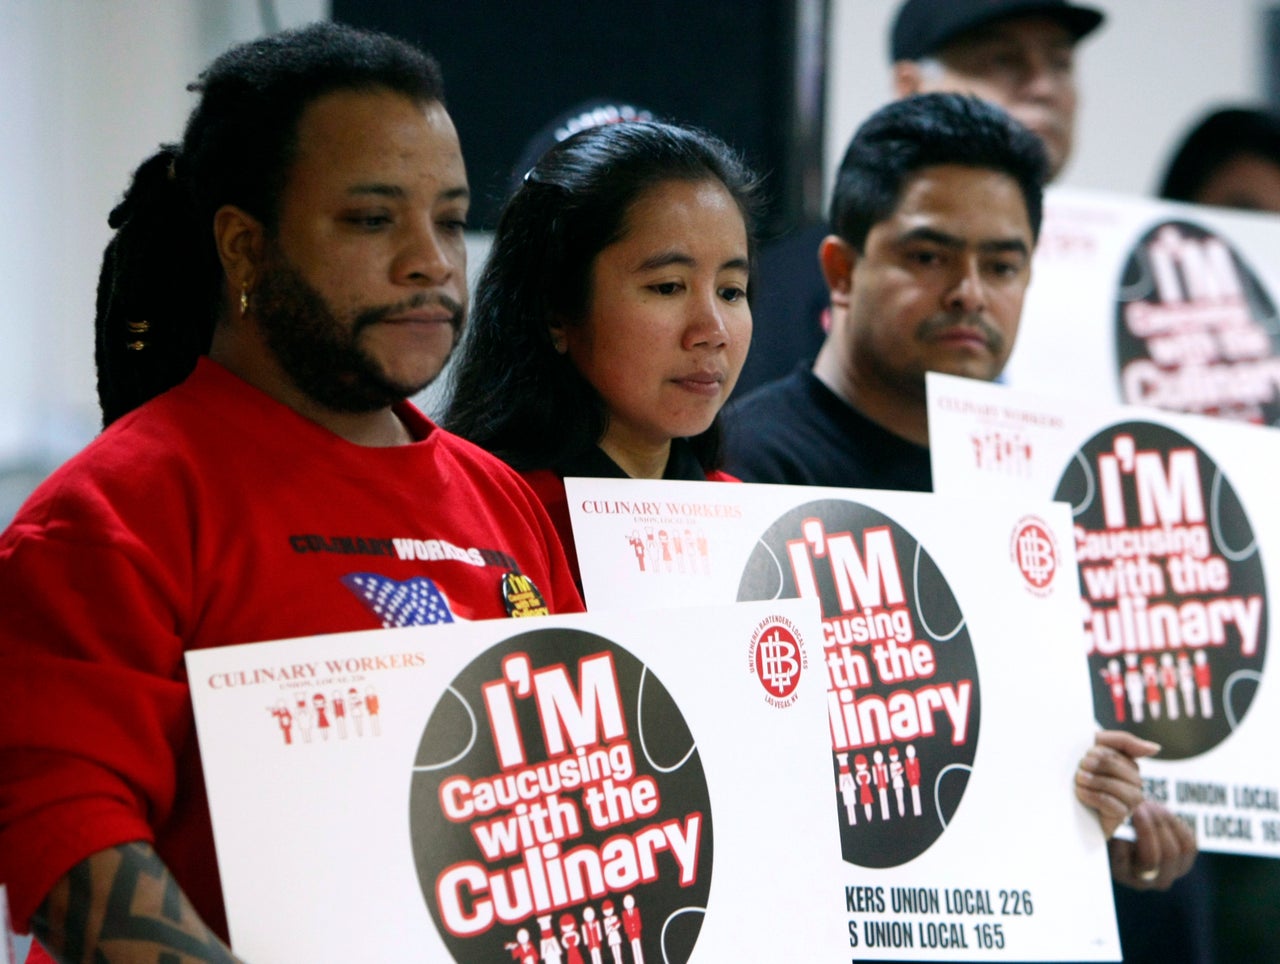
[0, 0, 1272, 509]
[0, 0, 325, 478]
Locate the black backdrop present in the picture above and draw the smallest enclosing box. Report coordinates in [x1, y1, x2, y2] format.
[332, 0, 826, 235]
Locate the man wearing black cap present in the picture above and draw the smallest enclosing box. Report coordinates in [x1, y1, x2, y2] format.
[890, 0, 1105, 181]
[733, 0, 1105, 398]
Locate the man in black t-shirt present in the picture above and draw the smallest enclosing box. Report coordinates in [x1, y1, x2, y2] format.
[726, 91, 1208, 963]
[728, 93, 1039, 490]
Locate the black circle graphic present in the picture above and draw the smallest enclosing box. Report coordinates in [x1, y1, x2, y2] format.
[410, 627, 712, 961]
[1116, 219, 1280, 425]
[1056, 421, 1267, 758]
[735, 500, 980, 868]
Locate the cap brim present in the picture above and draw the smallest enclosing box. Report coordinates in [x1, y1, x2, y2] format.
[894, 1, 1106, 61]
[1048, 5, 1105, 42]
[951, 2, 1105, 46]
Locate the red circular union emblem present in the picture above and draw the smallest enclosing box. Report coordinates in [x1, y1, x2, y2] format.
[753, 622, 802, 699]
[1012, 518, 1057, 591]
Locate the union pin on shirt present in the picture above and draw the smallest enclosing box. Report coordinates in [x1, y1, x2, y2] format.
[502, 571, 550, 617]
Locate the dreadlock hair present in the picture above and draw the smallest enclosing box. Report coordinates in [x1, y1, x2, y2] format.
[94, 21, 444, 426]
[829, 92, 1048, 252]
[445, 120, 761, 474]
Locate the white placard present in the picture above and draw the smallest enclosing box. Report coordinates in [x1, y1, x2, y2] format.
[188, 601, 842, 962]
[929, 370, 1280, 858]
[567, 479, 1120, 961]
[1007, 185, 1280, 428]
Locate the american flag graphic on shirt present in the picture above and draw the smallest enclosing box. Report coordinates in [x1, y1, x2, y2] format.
[341, 573, 457, 627]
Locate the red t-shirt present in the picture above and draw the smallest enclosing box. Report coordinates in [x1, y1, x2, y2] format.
[0, 359, 582, 940]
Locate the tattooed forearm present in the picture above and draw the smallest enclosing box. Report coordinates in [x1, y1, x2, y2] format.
[32, 842, 241, 963]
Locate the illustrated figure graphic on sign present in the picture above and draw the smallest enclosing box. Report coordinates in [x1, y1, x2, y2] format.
[348, 686, 364, 736]
[332, 691, 347, 739]
[855, 754, 873, 821]
[1177, 654, 1196, 717]
[269, 699, 293, 745]
[837, 753, 858, 825]
[905, 744, 922, 817]
[873, 750, 890, 820]
[627, 530, 647, 572]
[1101, 658, 1126, 722]
[622, 894, 643, 964]
[537, 914, 562, 964]
[1141, 656, 1161, 720]
[505, 926, 539, 964]
[293, 695, 313, 743]
[312, 691, 331, 740]
[560, 912, 584, 964]
[1194, 651, 1214, 718]
[658, 530, 672, 572]
[1123, 654, 1144, 723]
[582, 906, 603, 964]
[365, 685, 382, 736]
[673, 531, 686, 573]
[889, 747, 906, 817]
[601, 900, 623, 964]
[1160, 653, 1180, 720]
[696, 531, 710, 574]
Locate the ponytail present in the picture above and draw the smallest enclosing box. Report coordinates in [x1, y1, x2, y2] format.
[94, 145, 222, 426]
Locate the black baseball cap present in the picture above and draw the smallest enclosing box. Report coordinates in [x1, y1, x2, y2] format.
[891, 0, 1105, 62]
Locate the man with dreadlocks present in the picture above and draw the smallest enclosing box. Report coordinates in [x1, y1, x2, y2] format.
[0, 22, 581, 962]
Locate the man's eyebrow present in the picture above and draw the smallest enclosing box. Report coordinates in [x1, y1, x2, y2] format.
[347, 183, 404, 199]
[978, 238, 1031, 257]
[894, 226, 965, 249]
[345, 184, 471, 202]
[894, 227, 1029, 257]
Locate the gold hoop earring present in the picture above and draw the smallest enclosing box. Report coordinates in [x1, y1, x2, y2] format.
[240, 285, 250, 318]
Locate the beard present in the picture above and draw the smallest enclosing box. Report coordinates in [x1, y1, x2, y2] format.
[252, 249, 464, 413]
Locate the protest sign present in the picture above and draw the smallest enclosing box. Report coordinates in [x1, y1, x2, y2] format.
[929, 371, 1280, 857]
[567, 479, 1120, 960]
[187, 601, 840, 961]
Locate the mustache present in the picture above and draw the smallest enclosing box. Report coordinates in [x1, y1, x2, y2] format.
[915, 313, 1004, 352]
[353, 292, 466, 334]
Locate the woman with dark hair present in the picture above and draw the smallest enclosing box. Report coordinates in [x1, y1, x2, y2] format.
[446, 120, 761, 581]
[1158, 105, 1280, 213]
